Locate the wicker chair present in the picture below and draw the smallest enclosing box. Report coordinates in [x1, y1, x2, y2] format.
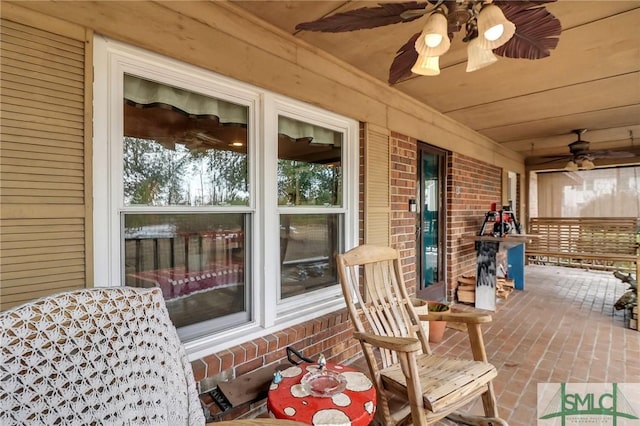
[0, 287, 205, 425]
[336, 245, 507, 426]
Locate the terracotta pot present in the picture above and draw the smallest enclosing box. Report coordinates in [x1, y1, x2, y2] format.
[426, 301, 450, 343]
[411, 299, 450, 344]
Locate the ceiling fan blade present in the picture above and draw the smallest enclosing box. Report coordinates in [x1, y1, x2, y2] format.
[493, 1, 561, 60]
[538, 154, 571, 159]
[399, 9, 428, 20]
[590, 150, 637, 159]
[526, 156, 570, 166]
[388, 32, 421, 84]
[295, 2, 428, 33]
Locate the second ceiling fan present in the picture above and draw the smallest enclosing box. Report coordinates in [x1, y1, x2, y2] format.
[544, 129, 636, 171]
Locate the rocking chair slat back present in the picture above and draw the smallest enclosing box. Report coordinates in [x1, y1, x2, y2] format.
[339, 246, 431, 370]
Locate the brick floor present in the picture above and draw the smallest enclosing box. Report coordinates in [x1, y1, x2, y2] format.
[353, 265, 640, 425]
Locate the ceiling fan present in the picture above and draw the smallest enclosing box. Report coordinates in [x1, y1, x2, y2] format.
[542, 129, 636, 171]
[295, 0, 562, 84]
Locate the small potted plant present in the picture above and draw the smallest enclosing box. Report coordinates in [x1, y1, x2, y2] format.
[411, 299, 451, 343]
[426, 301, 450, 343]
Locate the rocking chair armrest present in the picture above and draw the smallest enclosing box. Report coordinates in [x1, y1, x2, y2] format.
[419, 312, 492, 324]
[353, 331, 422, 353]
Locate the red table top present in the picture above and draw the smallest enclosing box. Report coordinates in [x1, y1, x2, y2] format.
[267, 363, 376, 426]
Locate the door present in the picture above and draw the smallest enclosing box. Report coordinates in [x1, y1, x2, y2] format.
[415, 144, 447, 300]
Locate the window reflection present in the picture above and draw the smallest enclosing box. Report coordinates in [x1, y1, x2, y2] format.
[121, 74, 251, 335]
[123, 214, 247, 330]
[280, 214, 341, 299]
[123, 74, 249, 207]
[277, 116, 342, 207]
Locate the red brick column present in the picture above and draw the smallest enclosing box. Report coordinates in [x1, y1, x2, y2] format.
[389, 132, 417, 294]
[446, 152, 502, 299]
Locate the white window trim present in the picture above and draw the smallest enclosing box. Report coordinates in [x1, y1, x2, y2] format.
[93, 37, 358, 360]
[268, 96, 356, 319]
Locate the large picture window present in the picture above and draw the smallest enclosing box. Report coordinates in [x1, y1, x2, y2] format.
[93, 38, 358, 357]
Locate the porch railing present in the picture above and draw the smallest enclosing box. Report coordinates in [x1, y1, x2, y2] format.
[526, 217, 639, 276]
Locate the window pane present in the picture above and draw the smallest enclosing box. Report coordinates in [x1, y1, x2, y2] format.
[277, 116, 342, 206]
[123, 74, 249, 206]
[123, 213, 247, 330]
[280, 214, 342, 299]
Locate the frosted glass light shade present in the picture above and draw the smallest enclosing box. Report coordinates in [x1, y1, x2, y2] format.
[564, 160, 578, 172]
[415, 12, 451, 57]
[466, 37, 498, 72]
[581, 159, 595, 170]
[411, 54, 440, 76]
[477, 5, 515, 49]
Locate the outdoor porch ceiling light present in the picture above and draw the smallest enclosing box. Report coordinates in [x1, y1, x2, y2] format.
[411, 54, 441, 76]
[477, 4, 516, 49]
[581, 159, 595, 170]
[466, 36, 498, 72]
[411, 1, 516, 75]
[414, 10, 450, 57]
[296, 0, 561, 83]
[565, 158, 595, 171]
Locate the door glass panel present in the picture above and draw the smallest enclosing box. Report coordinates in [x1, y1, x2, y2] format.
[422, 151, 440, 287]
[508, 171, 518, 216]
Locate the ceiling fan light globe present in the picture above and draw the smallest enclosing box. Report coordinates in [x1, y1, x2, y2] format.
[477, 4, 515, 49]
[581, 159, 595, 170]
[424, 33, 443, 48]
[484, 24, 504, 42]
[466, 37, 498, 72]
[411, 54, 440, 76]
[564, 160, 578, 172]
[415, 12, 450, 56]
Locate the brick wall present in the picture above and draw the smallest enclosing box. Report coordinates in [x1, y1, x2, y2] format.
[446, 152, 502, 299]
[387, 138, 502, 300]
[390, 132, 418, 294]
[194, 309, 359, 420]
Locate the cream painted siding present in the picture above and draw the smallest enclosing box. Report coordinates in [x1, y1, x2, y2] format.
[0, 15, 92, 310]
[364, 123, 390, 246]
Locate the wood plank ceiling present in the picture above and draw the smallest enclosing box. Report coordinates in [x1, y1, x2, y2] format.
[231, 1, 640, 170]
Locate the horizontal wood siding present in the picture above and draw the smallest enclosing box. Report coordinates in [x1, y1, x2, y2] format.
[0, 17, 89, 310]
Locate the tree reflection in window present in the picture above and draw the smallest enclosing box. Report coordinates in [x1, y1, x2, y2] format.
[123, 137, 248, 207]
[277, 160, 341, 206]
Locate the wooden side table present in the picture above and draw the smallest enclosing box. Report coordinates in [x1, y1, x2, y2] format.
[267, 363, 376, 426]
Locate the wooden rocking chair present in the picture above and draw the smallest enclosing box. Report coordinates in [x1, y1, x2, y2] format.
[336, 245, 507, 426]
